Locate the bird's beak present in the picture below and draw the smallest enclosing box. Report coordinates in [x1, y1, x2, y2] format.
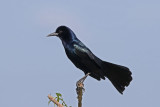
[47, 32, 59, 37]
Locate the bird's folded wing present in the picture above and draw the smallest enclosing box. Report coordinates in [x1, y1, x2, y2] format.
[73, 43, 102, 68]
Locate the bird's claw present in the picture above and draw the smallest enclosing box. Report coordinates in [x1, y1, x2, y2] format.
[76, 73, 90, 87]
[76, 84, 85, 95]
[76, 73, 90, 94]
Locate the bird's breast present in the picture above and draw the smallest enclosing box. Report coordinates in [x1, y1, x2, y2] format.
[64, 45, 82, 66]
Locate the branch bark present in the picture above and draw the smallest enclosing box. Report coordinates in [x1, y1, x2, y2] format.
[48, 94, 64, 107]
[76, 73, 90, 107]
[76, 82, 84, 107]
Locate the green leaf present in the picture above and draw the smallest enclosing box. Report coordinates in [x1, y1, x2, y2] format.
[56, 93, 62, 97]
[48, 100, 51, 106]
[48, 92, 72, 107]
[59, 98, 63, 101]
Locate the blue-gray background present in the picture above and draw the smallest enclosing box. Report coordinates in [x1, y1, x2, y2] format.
[0, 0, 160, 107]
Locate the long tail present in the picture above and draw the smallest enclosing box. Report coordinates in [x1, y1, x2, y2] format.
[102, 61, 132, 94]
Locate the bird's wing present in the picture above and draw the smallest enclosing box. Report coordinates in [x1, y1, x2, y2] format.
[73, 42, 102, 68]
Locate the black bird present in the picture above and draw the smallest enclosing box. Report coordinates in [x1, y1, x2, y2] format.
[48, 26, 132, 94]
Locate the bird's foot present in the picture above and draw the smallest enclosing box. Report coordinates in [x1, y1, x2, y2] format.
[76, 73, 90, 87]
[76, 73, 90, 94]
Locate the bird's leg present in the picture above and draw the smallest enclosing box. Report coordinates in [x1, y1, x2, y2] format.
[76, 73, 90, 106]
[76, 73, 90, 87]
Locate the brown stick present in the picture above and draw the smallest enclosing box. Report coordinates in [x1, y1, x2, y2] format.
[76, 73, 90, 107]
[48, 94, 64, 107]
[76, 82, 84, 107]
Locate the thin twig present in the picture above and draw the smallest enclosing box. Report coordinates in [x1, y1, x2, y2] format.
[48, 94, 64, 107]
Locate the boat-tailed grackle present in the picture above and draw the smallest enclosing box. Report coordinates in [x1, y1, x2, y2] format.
[48, 26, 132, 94]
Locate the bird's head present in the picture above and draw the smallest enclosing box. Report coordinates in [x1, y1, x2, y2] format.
[47, 26, 76, 41]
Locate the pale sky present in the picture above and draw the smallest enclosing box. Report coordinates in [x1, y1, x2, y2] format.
[0, 0, 160, 107]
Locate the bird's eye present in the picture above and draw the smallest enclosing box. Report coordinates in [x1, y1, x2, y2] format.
[59, 30, 63, 34]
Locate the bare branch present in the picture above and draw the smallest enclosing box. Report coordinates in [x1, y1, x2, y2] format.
[48, 94, 64, 107]
[76, 82, 84, 107]
[76, 73, 90, 107]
